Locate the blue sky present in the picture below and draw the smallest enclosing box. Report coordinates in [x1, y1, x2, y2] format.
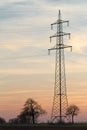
[0, 0, 87, 122]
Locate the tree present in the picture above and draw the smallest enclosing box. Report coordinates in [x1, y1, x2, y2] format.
[66, 105, 79, 123]
[18, 98, 46, 124]
[0, 117, 6, 124]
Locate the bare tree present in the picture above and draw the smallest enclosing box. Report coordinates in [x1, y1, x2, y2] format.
[66, 105, 79, 123]
[18, 98, 46, 124]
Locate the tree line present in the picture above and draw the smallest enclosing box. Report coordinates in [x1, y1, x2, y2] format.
[0, 98, 79, 124]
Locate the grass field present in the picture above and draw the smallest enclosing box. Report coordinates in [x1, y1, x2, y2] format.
[0, 123, 87, 130]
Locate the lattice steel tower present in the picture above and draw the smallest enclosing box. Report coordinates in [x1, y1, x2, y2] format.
[48, 10, 72, 123]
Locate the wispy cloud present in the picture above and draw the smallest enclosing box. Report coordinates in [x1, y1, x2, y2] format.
[0, 89, 52, 95]
[44, 0, 87, 5]
[0, 0, 87, 122]
[0, 68, 53, 75]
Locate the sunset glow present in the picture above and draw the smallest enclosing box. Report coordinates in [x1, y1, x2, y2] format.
[0, 0, 87, 122]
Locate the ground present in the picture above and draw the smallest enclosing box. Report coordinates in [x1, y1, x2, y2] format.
[0, 124, 87, 130]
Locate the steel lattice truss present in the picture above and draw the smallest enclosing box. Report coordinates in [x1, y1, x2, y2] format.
[48, 10, 72, 123]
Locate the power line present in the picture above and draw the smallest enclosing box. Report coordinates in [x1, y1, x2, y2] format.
[0, 54, 48, 60]
[0, 48, 86, 61]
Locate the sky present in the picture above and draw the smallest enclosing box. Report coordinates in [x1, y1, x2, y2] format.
[0, 0, 87, 122]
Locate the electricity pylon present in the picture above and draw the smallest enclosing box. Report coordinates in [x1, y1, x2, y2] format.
[48, 10, 72, 123]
